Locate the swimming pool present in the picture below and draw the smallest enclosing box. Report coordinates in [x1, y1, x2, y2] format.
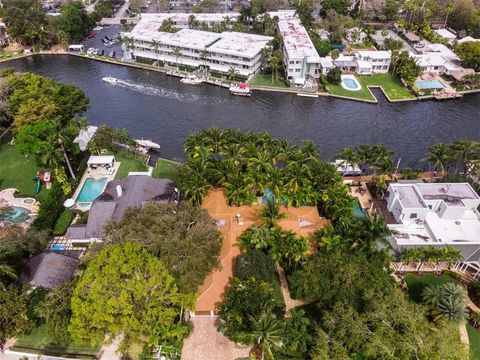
[76, 177, 108, 203]
[414, 80, 445, 89]
[0, 206, 31, 223]
[50, 244, 66, 251]
[341, 75, 362, 91]
[352, 203, 367, 218]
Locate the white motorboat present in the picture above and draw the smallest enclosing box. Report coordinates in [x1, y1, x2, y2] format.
[229, 83, 252, 96]
[181, 75, 203, 85]
[102, 76, 118, 84]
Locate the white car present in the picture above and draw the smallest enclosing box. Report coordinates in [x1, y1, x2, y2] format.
[93, 26, 103, 31]
[87, 47, 95, 55]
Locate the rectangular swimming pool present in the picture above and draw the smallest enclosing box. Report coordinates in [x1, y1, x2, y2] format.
[415, 80, 445, 89]
[76, 177, 108, 203]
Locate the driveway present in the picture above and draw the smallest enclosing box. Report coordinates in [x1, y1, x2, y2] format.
[181, 317, 250, 360]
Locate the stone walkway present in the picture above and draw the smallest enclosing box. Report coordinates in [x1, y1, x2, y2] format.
[181, 317, 250, 360]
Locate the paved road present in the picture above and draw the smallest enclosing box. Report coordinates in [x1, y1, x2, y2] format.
[82, 25, 123, 58]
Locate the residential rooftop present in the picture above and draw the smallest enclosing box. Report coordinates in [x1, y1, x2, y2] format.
[269, 10, 320, 62]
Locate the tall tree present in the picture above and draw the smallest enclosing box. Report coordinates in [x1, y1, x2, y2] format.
[68, 243, 194, 352]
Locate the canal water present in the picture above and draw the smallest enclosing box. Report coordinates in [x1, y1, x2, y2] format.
[2, 55, 479, 167]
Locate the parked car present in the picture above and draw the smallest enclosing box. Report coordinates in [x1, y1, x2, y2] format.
[94, 49, 101, 55]
[87, 31, 96, 39]
[87, 47, 95, 55]
[414, 42, 426, 49]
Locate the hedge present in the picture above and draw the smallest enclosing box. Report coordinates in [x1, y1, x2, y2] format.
[53, 210, 75, 236]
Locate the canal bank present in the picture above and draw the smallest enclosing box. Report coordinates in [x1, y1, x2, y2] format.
[1, 54, 479, 167]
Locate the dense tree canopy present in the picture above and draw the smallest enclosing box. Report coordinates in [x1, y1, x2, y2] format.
[104, 203, 222, 293]
[56, 2, 94, 43]
[0, 285, 30, 339]
[68, 243, 193, 351]
[456, 41, 480, 71]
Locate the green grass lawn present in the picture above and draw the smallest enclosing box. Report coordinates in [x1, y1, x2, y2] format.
[113, 150, 148, 179]
[152, 159, 181, 183]
[0, 138, 44, 197]
[12, 324, 100, 359]
[327, 82, 377, 101]
[404, 272, 458, 303]
[467, 323, 480, 360]
[249, 73, 289, 88]
[327, 74, 415, 101]
[359, 74, 415, 100]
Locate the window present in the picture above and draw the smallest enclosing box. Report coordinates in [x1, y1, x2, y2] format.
[295, 68, 301, 72]
[289, 61, 294, 64]
[410, 213, 417, 219]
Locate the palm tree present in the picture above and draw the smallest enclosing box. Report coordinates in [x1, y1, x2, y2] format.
[269, 53, 281, 83]
[0, 263, 17, 290]
[437, 296, 467, 323]
[172, 47, 183, 68]
[48, 126, 76, 179]
[245, 313, 285, 360]
[199, 49, 211, 76]
[449, 140, 480, 174]
[422, 284, 444, 309]
[329, 49, 340, 61]
[423, 143, 450, 176]
[260, 198, 286, 228]
[227, 66, 238, 81]
[471, 311, 480, 327]
[151, 39, 161, 66]
[336, 147, 358, 174]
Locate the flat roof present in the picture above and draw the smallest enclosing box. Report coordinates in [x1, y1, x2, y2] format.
[423, 43, 460, 61]
[87, 155, 115, 165]
[207, 31, 272, 58]
[269, 11, 320, 62]
[356, 50, 391, 59]
[133, 13, 240, 34]
[415, 183, 479, 204]
[434, 28, 456, 39]
[391, 184, 426, 208]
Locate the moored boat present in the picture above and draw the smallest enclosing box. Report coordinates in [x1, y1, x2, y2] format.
[181, 75, 203, 85]
[229, 83, 251, 96]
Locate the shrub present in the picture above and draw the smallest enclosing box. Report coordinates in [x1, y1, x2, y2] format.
[53, 210, 75, 236]
[234, 250, 285, 313]
[31, 182, 66, 232]
[75, 211, 89, 225]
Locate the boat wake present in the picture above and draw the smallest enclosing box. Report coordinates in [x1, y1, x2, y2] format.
[104, 77, 226, 105]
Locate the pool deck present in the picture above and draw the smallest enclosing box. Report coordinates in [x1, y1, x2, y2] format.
[348, 182, 374, 217]
[0, 188, 39, 227]
[71, 162, 121, 211]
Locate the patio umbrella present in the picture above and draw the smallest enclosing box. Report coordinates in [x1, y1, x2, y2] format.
[135, 139, 161, 149]
[63, 199, 75, 208]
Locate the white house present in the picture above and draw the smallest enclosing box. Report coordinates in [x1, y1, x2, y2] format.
[385, 182, 480, 263]
[434, 28, 457, 44]
[135, 12, 240, 30]
[124, 15, 272, 77]
[319, 50, 391, 75]
[269, 10, 321, 87]
[410, 43, 463, 75]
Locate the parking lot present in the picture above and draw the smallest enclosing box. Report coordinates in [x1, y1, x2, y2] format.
[81, 25, 124, 59]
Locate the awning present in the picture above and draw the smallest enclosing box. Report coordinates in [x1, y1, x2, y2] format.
[87, 155, 115, 165]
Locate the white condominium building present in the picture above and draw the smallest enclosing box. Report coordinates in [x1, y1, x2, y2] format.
[385, 182, 480, 262]
[269, 11, 321, 87]
[133, 13, 240, 30]
[124, 14, 272, 77]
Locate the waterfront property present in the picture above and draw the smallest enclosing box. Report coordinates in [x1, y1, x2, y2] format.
[385, 182, 480, 271]
[0, 188, 38, 227]
[193, 189, 328, 316]
[124, 14, 272, 77]
[66, 175, 179, 244]
[433, 28, 457, 44]
[269, 11, 321, 87]
[129, 12, 240, 30]
[319, 50, 391, 75]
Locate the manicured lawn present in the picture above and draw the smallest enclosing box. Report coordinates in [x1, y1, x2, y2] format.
[404, 272, 458, 303]
[249, 73, 289, 88]
[113, 150, 148, 179]
[0, 137, 44, 197]
[327, 74, 414, 101]
[467, 323, 480, 360]
[359, 74, 415, 100]
[12, 324, 99, 359]
[327, 82, 376, 101]
[152, 159, 181, 183]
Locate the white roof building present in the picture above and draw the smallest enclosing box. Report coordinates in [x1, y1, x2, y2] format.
[386, 183, 480, 261]
[269, 10, 321, 86]
[434, 28, 457, 43]
[410, 43, 463, 75]
[133, 12, 240, 31]
[457, 36, 480, 44]
[318, 50, 391, 75]
[125, 15, 272, 77]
